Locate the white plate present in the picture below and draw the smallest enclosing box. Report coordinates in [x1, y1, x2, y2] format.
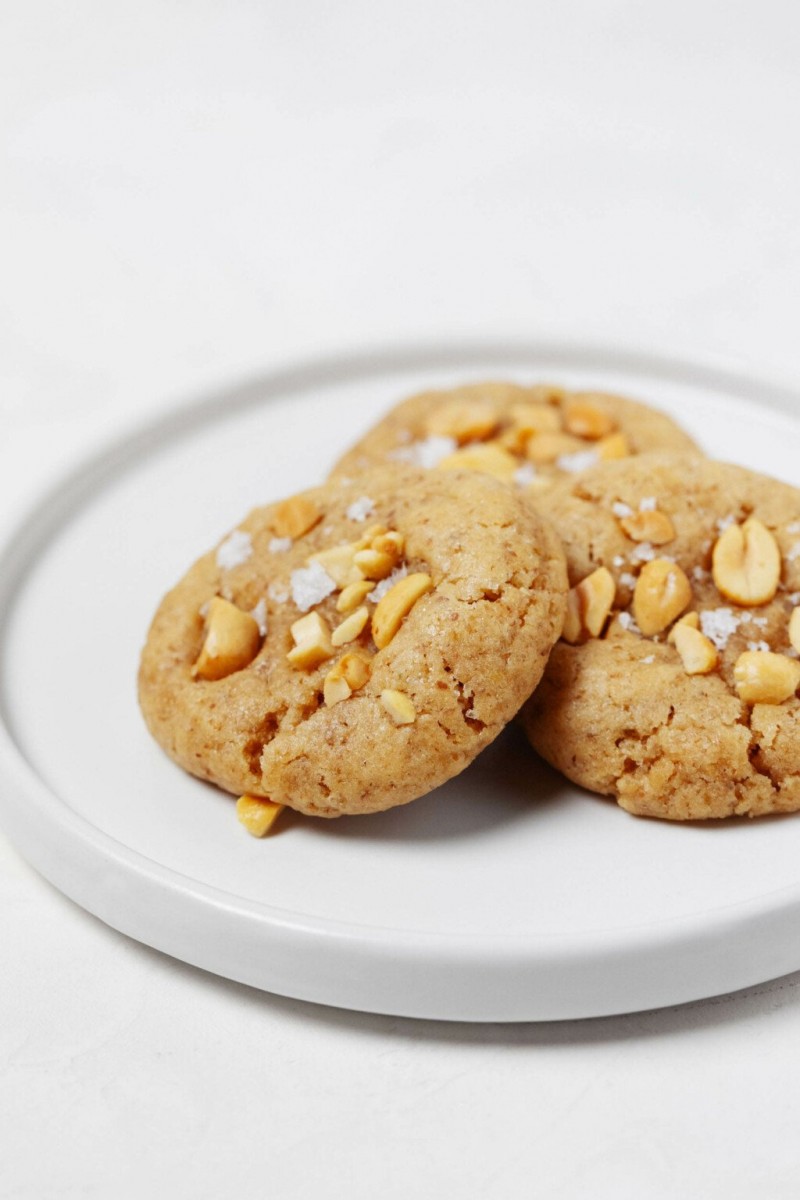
[3, 340, 800, 1023]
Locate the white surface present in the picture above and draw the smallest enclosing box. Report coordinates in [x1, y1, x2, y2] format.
[6, 346, 800, 1026]
[4, 1, 800, 1195]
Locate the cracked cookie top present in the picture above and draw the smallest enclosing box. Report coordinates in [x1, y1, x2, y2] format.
[138, 466, 568, 817]
[329, 380, 701, 492]
[523, 453, 800, 820]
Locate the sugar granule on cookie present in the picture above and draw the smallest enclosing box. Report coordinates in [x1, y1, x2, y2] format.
[138, 466, 568, 819]
[524, 452, 800, 821]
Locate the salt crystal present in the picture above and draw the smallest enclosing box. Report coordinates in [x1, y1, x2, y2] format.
[269, 536, 292, 554]
[630, 542, 656, 563]
[716, 515, 736, 534]
[787, 520, 800, 535]
[612, 555, 626, 568]
[556, 449, 599, 473]
[620, 572, 638, 589]
[389, 436, 457, 469]
[700, 607, 742, 651]
[617, 611, 641, 634]
[787, 543, 800, 563]
[368, 565, 409, 602]
[290, 561, 337, 611]
[612, 501, 633, 519]
[250, 599, 268, 636]
[514, 463, 537, 488]
[789, 592, 800, 605]
[747, 640, 771, 653]
[692, 565, 709, 582]
[642, 655, 655, 664]
[216, 529, 252, 570]
[639, 497, 657, 512]
[346, 496, 375, 523]
[749, 616, 769, 628]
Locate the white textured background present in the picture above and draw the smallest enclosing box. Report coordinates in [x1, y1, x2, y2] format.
[3, 3, 800, 1197]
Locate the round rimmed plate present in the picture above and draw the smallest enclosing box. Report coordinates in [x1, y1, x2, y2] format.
[3, 340, 800, 1023]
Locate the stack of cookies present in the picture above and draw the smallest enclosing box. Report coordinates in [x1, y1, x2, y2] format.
[138, 382, 800, 833]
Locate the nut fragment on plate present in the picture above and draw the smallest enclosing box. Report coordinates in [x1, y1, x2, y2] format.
[236, 795, 285, 837]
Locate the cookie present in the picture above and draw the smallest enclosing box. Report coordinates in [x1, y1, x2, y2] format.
[139, 467, 568, 817]
[523, 453, 800, 821]
[330, 380, 700, 491]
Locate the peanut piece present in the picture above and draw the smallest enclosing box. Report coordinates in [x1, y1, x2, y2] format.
[508, 403, 563, 437]
[525, 432, 585, 465]
[338, 651, 372, 690]
[236, 795, 285, 837]
[633, 559, 692, 636]
[353, 547, 399, 581]
[271, 496, 322, 539]
[425, 399, 499, 444]
[619, 510, 675, 545]
[308, 542, 359, 587]
[323, 671, 352, 707]
[667, 611, 700, 643]
[331, 606, 369, 646]
[287, 611, 333, 669]
[193, 597, 261, 681]
[336, 580, 374, 613]
[789, 607, 800, 654]
[355, 523, 388, 550]
[380, 689, 416, 725]
[372, 572, 433, 649]
[563, 401, 617, 440]
[561, 567, 616, 643]
[596, 432, 630, 460]
[734, 651, 800, 705]
[672, 624, 718, 675]
[712, 518, 781, 607]
[437, 442, 519, 482]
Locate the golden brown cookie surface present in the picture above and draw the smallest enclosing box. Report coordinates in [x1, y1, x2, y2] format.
[523, 453, 800, 820]
[139, 467, 567, 817]
[330, 380, 700, 490]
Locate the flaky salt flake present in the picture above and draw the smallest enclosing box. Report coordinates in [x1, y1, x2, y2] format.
[787, 520, 800, 535]
[642, 654, 655, 664]
[556, 449, 599, 473]
[787, 543, 800, 563]
[368, 564, 409, 602]
[216, 529, 252, 570]
[250, 599, 268, 637]
[617, 611, 641, 635]
[389, 436, 457, 469]
[612, 555, 626, 568]
[716, 514, 736, 534]
[619, 572, 638, 589]
[692, 565, 709, 582]
[290, 561, 337, 612]
[346, 496, 375, 523]
[700, 607, 742, 651]
[639, 497, 657, 512]
[612, 501, 633, 519]
[269, 536, 292, 554]
[747, 640, 771, 653]
[749, 616, 769, 628]
[630, 542, 656, 563]
[513, 463, 537, 487]
[789, 592, 800, 605]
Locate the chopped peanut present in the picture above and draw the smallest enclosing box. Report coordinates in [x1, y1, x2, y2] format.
[525, 432, 585, 465]
[308, 542, 359, 587]
[734, 651, 800, 705]
[323, 670, 352, 707]
[790, 607, 800, 655]
[508, 403, 563, 437]
[667, 611, 700, 643]
[437, 442, 519, 482]
[381, 689, 416, 725]
[336, 580, 374, 613]
[192, 597, 261, 681]
[236, 795, 285, 837]
[712, 518, 781, 607]
[331, 606, 370, 646]
[619, 510, 676, 545]
[353, 547, 400, 581]
[271, 496, 322, 540]
[561, 567, 616, 644]
[287, 611, 333, 669]
[338, 651, 372, 690]
[563, 400, 617, 440]
[596, 432, 630, 460]
[672, 624, 718, 675]
[633, 560, 692, 636]
[372, 572, 433, 649]
[425, 399, 499, 444]
[355, 523, 388, 550]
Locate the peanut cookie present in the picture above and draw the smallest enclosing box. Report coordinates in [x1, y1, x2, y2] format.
[523, 453, 800, 820]
[139, 467, 567, 818]
[330, 380, 700, 491]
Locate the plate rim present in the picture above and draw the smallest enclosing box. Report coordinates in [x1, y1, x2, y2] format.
[3, 336, 800, 1021]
